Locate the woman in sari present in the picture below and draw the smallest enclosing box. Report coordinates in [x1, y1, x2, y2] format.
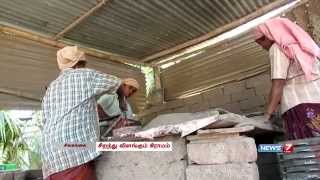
[254, 17, 320, 140]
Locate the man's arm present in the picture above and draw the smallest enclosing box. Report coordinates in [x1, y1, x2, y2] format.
[92, 71, 122, 96]
[266, 79, 286, 119]
[266, 44, 289, 120]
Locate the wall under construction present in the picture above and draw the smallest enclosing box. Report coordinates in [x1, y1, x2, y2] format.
[141, 72, 271, 124]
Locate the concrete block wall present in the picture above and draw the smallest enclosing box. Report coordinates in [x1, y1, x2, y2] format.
[186, 136, 259, 180]
[96, 136, 187, 180]
[141, 72, 271, 124]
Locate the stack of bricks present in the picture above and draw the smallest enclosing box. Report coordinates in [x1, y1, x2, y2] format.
[185, 126, 259, 180]
[96, 136, 188, 180]
[141, 72, 271, 124]
[96, 126, 260, 180]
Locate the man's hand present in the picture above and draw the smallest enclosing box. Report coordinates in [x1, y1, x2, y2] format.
[264, 113, 271, 121]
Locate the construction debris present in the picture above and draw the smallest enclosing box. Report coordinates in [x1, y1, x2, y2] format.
[113, 109, 280, 140]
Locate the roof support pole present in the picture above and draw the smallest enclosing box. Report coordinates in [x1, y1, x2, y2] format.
[0, 26, 145, 65]
[54, 0, 108, 40]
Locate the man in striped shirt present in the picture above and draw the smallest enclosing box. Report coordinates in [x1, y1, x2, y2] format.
[41, 46, 121, 179]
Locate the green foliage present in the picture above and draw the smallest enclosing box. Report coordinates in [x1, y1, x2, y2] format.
[0, 111, 29, 168]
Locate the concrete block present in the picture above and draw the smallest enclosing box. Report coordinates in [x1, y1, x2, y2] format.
[202, 87, 231, 107]
[255, 85, 270, 96]
[253, 106, 267, 114]
[246, 74, 271, 88]
[96, 136, 187, 167]
[219, 103, 241, 114]
[187, 133, 240, 143]
[96, 136, 187, 180]
[187, 136, 257, 164]
[202, 88, 224, 98]
[223, 81, 246, 95]
[165, 99, 185, 109]
[186, 163, 259, 180]
[231, 89, 255, 102]
[239, 96, 265, 110]
[206, 94, 231, 107]
[184, 95, 203, 105]
[97, 160, 186, 180]
[171, 106, 189, 113]
[158, 109, 174, 115]
[188, 101, 210, 113]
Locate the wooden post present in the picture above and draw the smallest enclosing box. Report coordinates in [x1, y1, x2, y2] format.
[154, 67, 162, 90]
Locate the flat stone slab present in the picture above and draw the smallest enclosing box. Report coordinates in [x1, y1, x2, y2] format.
[187, 136, 257, 164]
[197, 125, 255, 135]
[97, 161, 187, 180]
[186, 163, 259, 180]
[96, 136, 187, 180]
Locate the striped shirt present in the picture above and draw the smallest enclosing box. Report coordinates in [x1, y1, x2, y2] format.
[269, 44, 320, 113]
[41, 68, 121, 178]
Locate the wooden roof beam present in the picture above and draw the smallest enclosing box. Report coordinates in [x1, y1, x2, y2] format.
[54, 0, 108, 40]
[0, 25, 146, 66]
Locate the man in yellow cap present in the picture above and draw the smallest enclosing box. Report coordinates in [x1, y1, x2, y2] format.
[41, 46, 121, 180]
[97, 78, 140, 134]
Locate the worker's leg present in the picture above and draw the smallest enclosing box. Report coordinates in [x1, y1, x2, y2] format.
[46, 160, 97, 180]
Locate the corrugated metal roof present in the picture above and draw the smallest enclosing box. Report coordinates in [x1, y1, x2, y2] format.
[160, 33, 270, 100]
[0, 0, 279, 60]
[0, 0, 96, 35]
[65, 0, 277, 59]
[0, 32, 146, 111]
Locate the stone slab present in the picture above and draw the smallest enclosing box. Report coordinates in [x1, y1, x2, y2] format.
[186, 163, 259, 180]
[187, 136, 257, 164]
[197, 125, 255, 135]
[96, 136, 187, 180]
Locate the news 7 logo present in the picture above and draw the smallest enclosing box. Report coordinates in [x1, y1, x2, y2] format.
[283, 144, 294, 153]
[258, 144, 294, 153]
